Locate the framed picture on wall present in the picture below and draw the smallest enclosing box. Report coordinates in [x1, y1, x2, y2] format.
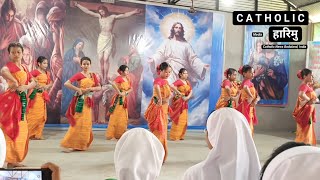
[243, 25, 290, 107]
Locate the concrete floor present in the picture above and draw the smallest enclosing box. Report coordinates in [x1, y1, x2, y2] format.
[22, 128, 319, 180]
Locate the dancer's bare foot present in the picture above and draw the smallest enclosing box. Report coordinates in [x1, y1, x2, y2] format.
[106, 137, 117, 141]
[7, 163, 26, 168]
[31, 137, 45, 140]
[62, 148, 73, 153]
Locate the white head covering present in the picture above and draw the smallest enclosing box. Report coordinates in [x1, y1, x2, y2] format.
[0, 128, 6, 167]
[262, 146, 320, 180]
[183, 108, 261, 180]
[114, 128, 165, 180]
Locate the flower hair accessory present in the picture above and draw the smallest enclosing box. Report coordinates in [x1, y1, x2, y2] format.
[156, 65, 161, 75]
[224, 69, 229, 78]
[297, 70, 303, 80]
[238, 66, 243, 74]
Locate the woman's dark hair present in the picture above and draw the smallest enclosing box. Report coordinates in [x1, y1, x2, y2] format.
[238, 65, 252, 75]
[37, 56, 47, 65]
[178, 68, 187, 78]
[297, 68, 312, 80]
[118, 65, 128, 73]
[157, 62, 171, 71]
[259, 141, 310, 180]
[80, 57, 91, 64]
[7, 42, 24, 53]
[225, 68, 236, 78]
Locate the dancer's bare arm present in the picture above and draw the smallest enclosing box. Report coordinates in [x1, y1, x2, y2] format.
[75, 2, 100, 18]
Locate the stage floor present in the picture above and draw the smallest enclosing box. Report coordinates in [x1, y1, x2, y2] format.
[23, 128, 319, 180]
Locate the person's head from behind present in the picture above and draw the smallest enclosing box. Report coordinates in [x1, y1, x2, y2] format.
[260, 141, 309, 180]
[189, 108, 261, 180]
[157, 62, 172, 79]
[114, 128, 165, 180]
[297, 68, 313, 83]
[80, 57, 91, 71]
[205, 108, 256, 151]
[238, 65, 254, 80]
[224, 68, 237, 81]
[37, 56, 48, 70]
[1, 0, 16, 23]
[260, 142, 319, 180]
[7, 42, 24, 62]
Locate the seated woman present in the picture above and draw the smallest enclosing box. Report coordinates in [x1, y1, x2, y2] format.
[183, 108, 261, 180]
[260, 141, 318, 180]
[113, 128, 165, 180]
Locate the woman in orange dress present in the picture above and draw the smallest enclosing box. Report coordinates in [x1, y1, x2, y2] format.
[145, 62, 176, 162]
[0, 42, 36, 167]
[236, 65, 260, 136]
[215, 68, 239, 109]
[61, 57, 101, 152]
[27, 56, 53, 140]
[105, 65, 132, 140]
[292, 68, 318, 145]
[169, 68, 192, 141]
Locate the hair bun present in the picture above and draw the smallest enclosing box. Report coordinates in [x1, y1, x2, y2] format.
[224, 69, 229, 78]
[238, 66, 243, 74]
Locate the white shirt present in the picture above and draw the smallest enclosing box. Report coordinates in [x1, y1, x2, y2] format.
[183, 108, 261, 180]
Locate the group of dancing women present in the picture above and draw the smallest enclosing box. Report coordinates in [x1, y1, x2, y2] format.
[0, 42, 318, 168]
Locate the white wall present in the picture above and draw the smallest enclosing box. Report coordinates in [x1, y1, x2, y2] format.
[222, 12, 311, 131]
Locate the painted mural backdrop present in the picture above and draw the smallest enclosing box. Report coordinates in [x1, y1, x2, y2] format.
[306, 41, 320, 81]
[63, 0, 145, 126]
[143, 5, 225, 126]
[0, 0, 66, 123]
[243, 25, 290, 106]
[0, 0, 225, 127]
[306, 41, 320, 139]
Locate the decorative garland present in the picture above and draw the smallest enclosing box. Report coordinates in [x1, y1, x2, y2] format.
[227, 99, 233, 108]
[18, 91, 27, 121]
[75, 95, 84, 113]
[108, 95, 119, 114]
[108, 90, 126, 114]
[153, 96, 158, 104]
[29, 89, 43, 100]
